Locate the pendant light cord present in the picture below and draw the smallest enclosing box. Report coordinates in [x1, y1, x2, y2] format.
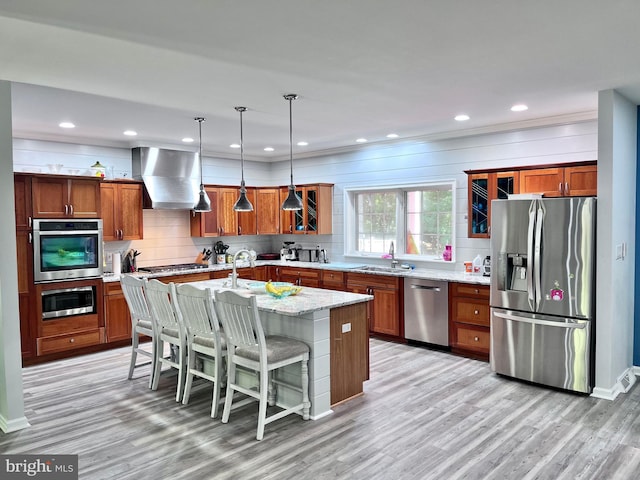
[240, 108, 246, 187]
[196, 117, 205, 186]
[289, 96, 293, 185]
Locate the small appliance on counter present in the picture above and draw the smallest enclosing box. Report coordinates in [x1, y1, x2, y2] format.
[280, 241, 299, 261]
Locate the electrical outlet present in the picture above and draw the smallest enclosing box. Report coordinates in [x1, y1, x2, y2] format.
[341, 323, 351, 333]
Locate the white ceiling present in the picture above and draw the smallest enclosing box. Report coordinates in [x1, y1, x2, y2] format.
[2, 0, 640, 161]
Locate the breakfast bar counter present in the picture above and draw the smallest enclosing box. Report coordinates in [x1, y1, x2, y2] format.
[187, 279, 373, 419]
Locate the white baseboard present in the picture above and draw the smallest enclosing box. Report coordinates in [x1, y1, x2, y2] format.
[591, 367, 637, 400]
[0, 414, 30, 433]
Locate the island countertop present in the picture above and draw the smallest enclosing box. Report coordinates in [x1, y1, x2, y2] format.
[185, 278, 373, 316]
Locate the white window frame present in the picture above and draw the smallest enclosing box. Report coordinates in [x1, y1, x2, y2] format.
[344, 180, 456, 262]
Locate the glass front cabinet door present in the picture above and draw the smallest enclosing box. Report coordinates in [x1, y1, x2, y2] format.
[467, 171, 519, 238]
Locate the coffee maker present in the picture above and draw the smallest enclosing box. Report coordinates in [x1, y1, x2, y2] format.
[280, 241, 299, 261]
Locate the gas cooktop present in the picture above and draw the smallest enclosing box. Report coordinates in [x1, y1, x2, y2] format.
[137, 263, 209, 273]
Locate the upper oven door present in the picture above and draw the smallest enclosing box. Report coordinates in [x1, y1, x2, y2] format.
[33, 219, 103, 283]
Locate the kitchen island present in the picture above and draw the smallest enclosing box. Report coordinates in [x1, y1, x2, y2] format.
[187, 278, 373, 419]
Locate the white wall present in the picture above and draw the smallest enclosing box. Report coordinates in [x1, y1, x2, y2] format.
[271, 121, 599, 269]
[0, 81, 28, 433]
[594, 89, 637, 398]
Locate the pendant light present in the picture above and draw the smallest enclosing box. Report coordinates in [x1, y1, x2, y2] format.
[281, 93, 303, 211]
[233, 106, 254, 211]
[193, 116, 211, 212]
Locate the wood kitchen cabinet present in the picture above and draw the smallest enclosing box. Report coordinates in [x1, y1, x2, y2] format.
[467, 171, 519, 238]
[321, 269, 346, 291]
[272, 265, 321, 287]
[32, 175, 101, 218]
[255, 187, 281, 235]
[449, 282, 490, 361]
[104, 282, 131, 342]
[519, 164, 597, 197]
[14, 174, 35, 359]
[330, 302, 369, 405]
[280, 184, 333, 235]
[191, 186, 257, 237]
[190, 186, 220, 237]
[100, 181, 144, 241]
[35, 279, 105, 357]
[346, 272, 403, 339]
[466, 162, 596, 237]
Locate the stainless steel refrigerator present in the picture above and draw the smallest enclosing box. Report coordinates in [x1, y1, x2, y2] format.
[490, 197, 596, 393]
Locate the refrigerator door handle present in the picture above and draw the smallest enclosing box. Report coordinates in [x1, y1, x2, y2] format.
[534, 206, 544, 310]
[493, 311, 586, 329]
[527, 205, 536, 308]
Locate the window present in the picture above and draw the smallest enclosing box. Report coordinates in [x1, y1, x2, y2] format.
[346, 181, 455, 261]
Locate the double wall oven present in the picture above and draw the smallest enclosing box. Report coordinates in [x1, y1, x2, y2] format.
[33, 219, 103, 322]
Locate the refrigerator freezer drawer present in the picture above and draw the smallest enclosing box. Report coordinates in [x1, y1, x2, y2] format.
[490, 308, 592, 393]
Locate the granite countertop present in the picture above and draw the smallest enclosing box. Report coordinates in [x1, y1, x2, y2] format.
[103, 259, 491, 286]
[186, 278, 373, 316]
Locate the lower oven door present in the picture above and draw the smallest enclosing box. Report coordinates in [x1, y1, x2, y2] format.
[41, 286, 96, 319]
[490, 308, 593, 393]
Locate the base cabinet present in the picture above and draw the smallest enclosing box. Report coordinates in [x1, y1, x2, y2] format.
[346, 273, 403, 339]
[449, 282, 490, 361]
[104, 282, 131, 342]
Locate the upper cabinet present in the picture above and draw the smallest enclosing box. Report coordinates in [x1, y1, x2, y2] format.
[100, 181, 144, 241]
[467, 171, 519, 238]
[466, 162, 596, 238]
[519, 164, 597, 197]
[32, 175, 101, 218]
[190, 186, 221, 237]
[190, 186, 257, 237]
[279, 184, 333, 235]
[255, 188, 280, 235]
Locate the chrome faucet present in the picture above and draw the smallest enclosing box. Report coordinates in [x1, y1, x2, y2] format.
[230, 249, 256, 289]
[389, 241, 399, 268]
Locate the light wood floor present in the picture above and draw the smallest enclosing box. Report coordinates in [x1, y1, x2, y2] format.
[2, 339, 640, 479]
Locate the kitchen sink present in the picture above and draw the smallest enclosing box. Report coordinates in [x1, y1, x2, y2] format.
[358, 266, 404, 273]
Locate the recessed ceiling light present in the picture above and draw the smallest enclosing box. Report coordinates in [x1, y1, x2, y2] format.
[123, 130, 137, 136]
[182, 137, 194, 143]
[297, 141, 308, 146]
[264, 147, 274, 152]
[230, 143, 240, 149]
[59, 122, 75, 129]
[511, 104, 528, 112]
[454, 114, 470, 121]
[386, 133, 399, 138]
[356, 138, 367, 143]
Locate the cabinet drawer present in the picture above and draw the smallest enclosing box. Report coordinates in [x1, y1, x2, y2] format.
[454, 325, 490, 352]
[454, 300, 490, 326]
[322, 270, 345, 287]
[37, 328, 104, 356]
[450, 282, 489, 299]
[346, 272, 401, 290]
[104, 282, 123, 295]
[279, 267, 320, 280]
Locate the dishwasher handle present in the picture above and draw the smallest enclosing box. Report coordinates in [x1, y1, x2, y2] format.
[410, 284, 441, 292]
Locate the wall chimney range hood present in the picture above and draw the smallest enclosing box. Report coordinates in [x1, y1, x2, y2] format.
[131, 147, 201, 209]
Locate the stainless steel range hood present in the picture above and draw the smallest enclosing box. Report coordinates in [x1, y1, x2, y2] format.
[132, 147, 200, 209]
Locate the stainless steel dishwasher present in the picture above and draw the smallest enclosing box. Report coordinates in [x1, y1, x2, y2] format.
[404, 279, 449, 347]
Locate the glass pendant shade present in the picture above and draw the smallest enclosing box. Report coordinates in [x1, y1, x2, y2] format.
[233, 106, 254, 212]
[193, 116, 211, 212]
[281, 94, 303, 211]
[282, 184, 303, 210]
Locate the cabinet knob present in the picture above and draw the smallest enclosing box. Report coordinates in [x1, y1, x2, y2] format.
[69, 338, 75, 343]
[474, 336, 479, 342]
[474, 289, 479, 294]
[474, 310, 479, 315]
